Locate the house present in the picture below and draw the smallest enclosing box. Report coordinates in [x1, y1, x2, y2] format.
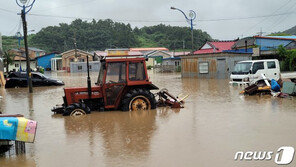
[4, 47, 44, 72]
[9, 55, 36, 72]
[254, 36, 296, 57]
[130, 48, 169, 67]
[27, 47, 45, 57]
[8, 48, 39, 72]
[61, 49, 93, 72]
[51, 55, 63, 71]
[35, 52, 59, 71]
[181, 52, 252, 78]
[160, 51, 190, 72]
[193, 40, 237, 55]
[181, 40, 251, 78]
[70, 61, 101, 73]
[144, 50, 171, 67]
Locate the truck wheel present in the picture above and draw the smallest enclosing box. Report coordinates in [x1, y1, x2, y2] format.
[121, 89, 156, 111]
[63, 103, 91, 116]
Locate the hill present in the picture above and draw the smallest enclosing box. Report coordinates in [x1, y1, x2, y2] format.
[283, 25, 296, 35]
[2, 19, 212, 53]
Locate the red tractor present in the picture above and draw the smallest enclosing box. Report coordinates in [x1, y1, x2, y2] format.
[52, 55, 186, 116]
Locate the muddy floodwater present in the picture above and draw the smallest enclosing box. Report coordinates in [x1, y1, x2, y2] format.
[0, 71, 296, 167]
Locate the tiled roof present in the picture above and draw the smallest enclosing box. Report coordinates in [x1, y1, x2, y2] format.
[194, 41, 236, 54]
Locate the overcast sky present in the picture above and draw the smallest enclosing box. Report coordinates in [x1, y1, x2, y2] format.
[0, 0, 296, 40]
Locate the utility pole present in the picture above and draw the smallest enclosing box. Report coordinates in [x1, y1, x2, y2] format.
[183, 40, 185, 56]
[21, 6, 33, 93]
[73, 32, 78, 61]
[16, 0, 36, 93]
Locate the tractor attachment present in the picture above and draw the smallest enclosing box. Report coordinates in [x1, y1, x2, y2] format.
[155, 88, 188, 108]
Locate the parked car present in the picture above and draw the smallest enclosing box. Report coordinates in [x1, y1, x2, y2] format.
[5, 72, 64, 88]
[230, 59, 280, 85]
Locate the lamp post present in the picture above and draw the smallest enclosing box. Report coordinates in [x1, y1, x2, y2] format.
[171, 7, 196, 53]
[16, 0, 36, 93]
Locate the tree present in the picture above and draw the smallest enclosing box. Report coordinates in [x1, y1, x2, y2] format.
[3, 51, 14, 73]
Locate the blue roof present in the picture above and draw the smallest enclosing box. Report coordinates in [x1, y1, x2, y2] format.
[223, 48, 253, 54]
[265, 36, 296, 40]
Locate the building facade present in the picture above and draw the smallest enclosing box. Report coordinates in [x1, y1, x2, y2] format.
[61, 49, 93, 72]
[70, 61, 101, 73]
[36, 52, 59, 70]
[181, 52, 252, 79]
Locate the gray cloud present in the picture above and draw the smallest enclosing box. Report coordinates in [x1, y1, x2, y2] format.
[1, 0, 295, 40]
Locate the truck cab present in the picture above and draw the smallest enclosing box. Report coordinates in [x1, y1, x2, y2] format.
[230, 59, 280, 85]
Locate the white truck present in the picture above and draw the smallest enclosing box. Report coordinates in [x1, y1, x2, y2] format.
[230, 59, 280, 85]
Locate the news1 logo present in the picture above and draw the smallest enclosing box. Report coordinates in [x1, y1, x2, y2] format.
[234, 146, 295, 165]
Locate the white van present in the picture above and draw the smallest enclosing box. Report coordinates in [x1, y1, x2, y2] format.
[230, 59, 280, 85]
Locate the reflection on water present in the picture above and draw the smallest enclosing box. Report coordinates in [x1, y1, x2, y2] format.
[0, 71, 295, 167]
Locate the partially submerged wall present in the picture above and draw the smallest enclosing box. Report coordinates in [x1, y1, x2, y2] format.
[181, 53, 251, 79]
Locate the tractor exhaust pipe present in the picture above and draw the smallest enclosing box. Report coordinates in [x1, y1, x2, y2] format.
[87, 55, 91, 99]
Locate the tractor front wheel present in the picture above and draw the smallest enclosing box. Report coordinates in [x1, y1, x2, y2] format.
[63, 103, 91, 116]
[121, 89, 156, 111]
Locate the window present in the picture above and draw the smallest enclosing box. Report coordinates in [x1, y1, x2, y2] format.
[78, 66, 82, 70]
[97, 63, 105, 85]
[15, 64, 19, 67]
[199, 62, 209, 74]
[32, 74, 43, 79]
[252, 62, 264, 74]
[106, 62, 126, 83]
[129, 62, 146, 81]
[267, 61, 276, 69]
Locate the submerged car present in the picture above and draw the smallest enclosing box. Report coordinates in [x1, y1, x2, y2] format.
[5, 72, 64, 88]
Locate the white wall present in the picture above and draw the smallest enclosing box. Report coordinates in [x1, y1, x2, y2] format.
[8, 61, 36, 72]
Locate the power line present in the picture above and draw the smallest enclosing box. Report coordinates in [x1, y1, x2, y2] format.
[267, 1, 296, 33]
[28, 12, 296, 23]
[0, 7, 16, 14]
[33, 0, 98, 12]
[242, 0, 293, 36]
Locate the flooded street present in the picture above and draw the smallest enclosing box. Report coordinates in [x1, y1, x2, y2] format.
[0, 71, 296, 167]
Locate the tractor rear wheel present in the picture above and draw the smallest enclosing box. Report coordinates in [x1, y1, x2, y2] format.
[121, 89, 156, 111]
[63, 103, 91, 116]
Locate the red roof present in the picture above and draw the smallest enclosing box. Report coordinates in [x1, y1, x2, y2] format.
[193, 41, 236, 54]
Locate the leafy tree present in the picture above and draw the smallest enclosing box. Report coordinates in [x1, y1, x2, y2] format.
[2, 19, 212, 53]
[3, 50, 14, 73]
[277, 45, 296, 71]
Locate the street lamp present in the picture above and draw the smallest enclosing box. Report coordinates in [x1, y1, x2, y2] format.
[16, 0, 36, 93]
[171, 7, 196, 53]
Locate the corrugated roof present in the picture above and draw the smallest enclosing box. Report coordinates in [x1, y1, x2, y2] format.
[28, 47, 45, 52]
[130, 47, 169, 51]
[254, 35, 296, 41]
[194, 41, 236, 54]
[232, 37, 256, 49]
[167, 52, 190, 57]
[94, 51, 143, 56]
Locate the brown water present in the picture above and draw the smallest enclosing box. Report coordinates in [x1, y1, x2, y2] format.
[0, 71, 296, 167]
